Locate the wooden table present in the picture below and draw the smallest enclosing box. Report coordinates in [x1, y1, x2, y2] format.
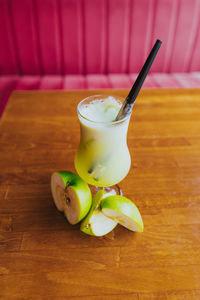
[0, 89, 200, 299]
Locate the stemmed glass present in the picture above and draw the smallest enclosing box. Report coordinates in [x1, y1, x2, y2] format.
[74, 95, 131, 195]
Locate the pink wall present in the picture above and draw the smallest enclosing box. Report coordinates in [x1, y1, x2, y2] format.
[0, 0, 200, 75]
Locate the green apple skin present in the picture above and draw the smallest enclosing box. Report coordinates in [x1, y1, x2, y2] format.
[57, 171, 92, 223]
[80, 189, 104, 235]
[80, 213, 94, 236]
[100, 195, 143, 232]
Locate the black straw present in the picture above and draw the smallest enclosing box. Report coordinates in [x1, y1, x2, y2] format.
[116, 39, 162, 120]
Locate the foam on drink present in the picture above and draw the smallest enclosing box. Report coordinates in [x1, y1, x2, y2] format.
[79, 96, 121, 124]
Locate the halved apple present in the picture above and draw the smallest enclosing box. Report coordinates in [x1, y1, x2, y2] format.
[101, 195, 143, 232]
[80, 189, 118, 236]
[51, 171, 92, 224]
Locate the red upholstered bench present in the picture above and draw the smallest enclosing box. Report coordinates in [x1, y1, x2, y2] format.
[1, 0, 200, 116]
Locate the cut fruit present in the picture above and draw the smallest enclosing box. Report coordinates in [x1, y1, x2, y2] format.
[80, 189, 117, 236]
[101, 195, 143, 232]
[51, 171, 92, 225]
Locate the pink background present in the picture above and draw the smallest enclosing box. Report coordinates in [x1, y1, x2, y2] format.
[1, 0, 200, 115]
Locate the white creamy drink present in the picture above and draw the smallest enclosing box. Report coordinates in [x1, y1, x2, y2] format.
[75, 96, 131, 187]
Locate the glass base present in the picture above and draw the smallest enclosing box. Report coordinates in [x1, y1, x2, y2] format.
[89, 184, 123, 198]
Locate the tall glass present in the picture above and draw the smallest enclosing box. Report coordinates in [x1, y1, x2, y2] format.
[75, 95, 131, 191]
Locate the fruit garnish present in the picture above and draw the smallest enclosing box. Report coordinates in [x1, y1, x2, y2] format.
[80, 189, 117, 236]
[51, 171, 92, 224]
[101, 195, 143, 232]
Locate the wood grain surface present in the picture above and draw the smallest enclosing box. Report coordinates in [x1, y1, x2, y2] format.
[0, 89, 200, 299]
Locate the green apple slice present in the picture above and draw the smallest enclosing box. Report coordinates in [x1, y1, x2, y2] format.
[101, 195, 143, 232]
[80, 189, 117, 236]
[51, 171, 92, 224]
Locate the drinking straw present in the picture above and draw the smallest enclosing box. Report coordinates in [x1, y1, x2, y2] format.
[115, 39, 162, 121]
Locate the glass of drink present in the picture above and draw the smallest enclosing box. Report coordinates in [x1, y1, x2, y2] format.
[74, 95, 131, 194]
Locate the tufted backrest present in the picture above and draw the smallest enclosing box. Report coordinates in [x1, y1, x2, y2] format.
[0, 0, 200, 75]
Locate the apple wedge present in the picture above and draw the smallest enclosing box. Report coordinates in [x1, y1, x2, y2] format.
[51, 171, 92, 224]
[80, 189, 117, 236]
[101, 195, 143, 232]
